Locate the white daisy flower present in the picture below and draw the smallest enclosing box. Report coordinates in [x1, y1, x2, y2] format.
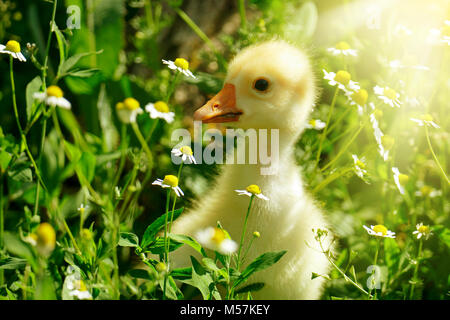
[412, 223, 433, 240]
[152, 175, 184, 197]
[327, 41, 357, 56]
[171, 145, 196, 164]
[352, 154, 368, 180]
[392, 167, 409, 195]
[195, 226, 237, 255]
[345, 88, 368, 115]
[162, 58, 196, 79]
[323, 69, 360, 93]
[305, 119, 326, 130]
[33, 85, 71, 109]
[427, 20, 450, 46]
[145, 101, 175, 123]
[363, 224, 396, 238]
[63, 267, 93, 300]
[414, 185, 441, 198]
[388, 59, 429, 71]
[0, 40, 26, 62]
[115, 97, 143, 124]
[373, 85, 401, 108]
[235, 184, 269, 201]
[410, 114, 440, 129]
[77, 203, 88, 215]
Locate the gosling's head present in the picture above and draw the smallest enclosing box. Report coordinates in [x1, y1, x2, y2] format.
[194, 40, 317, 134]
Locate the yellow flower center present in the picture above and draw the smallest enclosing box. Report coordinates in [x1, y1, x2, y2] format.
[174, 58, 189, 70]
[335, 41, 351, 50]
[163, 175, 178, 187]
[123, 97, 140, 110]
[334, 70, 351, 85]
[80, 228, 92, 240]
[381, 135, 395, 150]
[420, 185, 432, 196]
[211, 228, 226, 245]
[398, 173, 409, 186]
[351, 89, 368, 106]
[373, 224, 388, 236]
[246, 184, 262, 195]
[420, 114, 433, 122]
[253, 231, 261, 238]
[418, 225, 430, 234]
[180, 146, 193, 155]
[5, 40, 21, 53]
[384, 88, 397, 100]
[36, 222, 56, 247]
[373, 109, 383, 119]
[154, 101, 169, 113]
[46, 85, 63, 98]
[308, 119, 316, 127]
[74, 280, 88, 292]
[356, 159, 366, 169]
[116, 102, 124, 110]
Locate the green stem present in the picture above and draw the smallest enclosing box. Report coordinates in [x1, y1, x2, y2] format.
[145, 0, 154, 31]
[409, 238, 423, 299]
[238, 0, 247, 30]
[315, 87, 339, 169]
[425, 125, 449, 184]
[42, 0, 58, 87]
[236, 195, 254, 271]
[162, 189, 171, 300]
[312, 167, 353, 194]
[368, 238, 381, 300]
[33, 116, 48, 217]
[168, 163, 183, 233]
[0, 174, 4, 286]
[131, 122, 154, 171]
[165, 72, 180, 103]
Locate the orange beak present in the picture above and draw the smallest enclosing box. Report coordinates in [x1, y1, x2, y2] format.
[194, 83, 243, 123]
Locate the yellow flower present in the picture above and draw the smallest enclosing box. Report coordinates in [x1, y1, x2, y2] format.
[36, 222, 56, 256]
[235, 184, 269, 200]
[0, 40, 26, 61]
[116, 98, 143, 123]
[195, 226, 237, 255]
[162, 58, 196, 78]
[145, 101, 175, 123]
[351, 89, 368, 106]
[363, 224, 396, 238]
[34, 85, 71, 109]
[413, 223, 433, 240]
[174, 58, 189, 70]
[152, 175, 184, 197]
[46, 85, 64, 98]
[123, 97, 140, 110]
[334, 70, 351, 85]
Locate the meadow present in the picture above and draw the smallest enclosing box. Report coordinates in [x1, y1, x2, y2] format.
[0, 0, 448, 300]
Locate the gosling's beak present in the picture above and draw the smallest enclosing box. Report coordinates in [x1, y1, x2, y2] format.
[194, 83, 243, 123]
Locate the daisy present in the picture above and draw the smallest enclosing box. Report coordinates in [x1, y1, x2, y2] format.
[64, 268, 93, 300]
[410, 114, 440, 129]
[373, 85, 401, 108]
[352, 154, 368, 180]
[346, 88, 368, 115]
[388, 59, 429, 71]
[392, 167, 409, 195]
[327, 41, 357, 56]
[363, 224, 396, 238]
[323, 69, 360, 93]
[428, 20, 450, 46]
[412, 223, 433, 240]
[116, 97, 143, 124]
[0, 40, 26, 62]
[305, 119, 326, 130]
[152, 175, 184, 197]
[77, 203, 88, 215]
[414, 185, 441, 198]
[33, 85, 71, 109]
[35, 222, 56, 256]
[195, 226, 237, 255]
[145, 101, 175, 123]
[235, 184, 269, 200]
[162, 58, 196, 79]
[171, 145, 196, 164]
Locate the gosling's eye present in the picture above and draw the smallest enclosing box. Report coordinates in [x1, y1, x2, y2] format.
[253, 78, 270, 92]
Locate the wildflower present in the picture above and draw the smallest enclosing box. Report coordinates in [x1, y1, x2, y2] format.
[77, 203, 88, 216]
[36, 222, 56, 256]
[33, 85, 71, 109]
[428, 20, 450, 46]
[323, 69, 360, 93]
[352, 154, 368, 180]
[388, 59, 429, 71]
[0, 40, 26, 61]
[363, 224, 396, 238]
[195, 226, 237, 255]
[116, 98, 143, 124]
[414, 185, 441, 198]
[145, 101, 175, 123]
[305, 119, 326, 130]
[162, 58, 196, 78]
[373, 85, 401, 108]
[410, 114, 440, 129]
[392, 167, 409, 195]
[253, 231, 261, 238]
[171, 145, 196, 164]
[412, 223, 433, 240]
[152, 175, 184, 197]
[346, 88, 368, 115]
[80, 228, 93, 241]
[327, 41, 357, 56]
[235, 184, 269, 200]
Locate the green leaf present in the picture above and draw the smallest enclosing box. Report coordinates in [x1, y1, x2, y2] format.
[58, 50, 103, 76]
[235, 282, 265, 294]
[168, 233, 206, 256]
[3, 232, 35, 263]
[64, 68, 100, 78]
[144, 237, 183, 254]
[25, 76, 43, 121]
[97, 84, 119, 152]
[118, 232, 139, 247]
[128, 268, 156, 280]
[140, 208, 184, 248]
[0, 150, 12, 171]
[180, 256, 217, 300]
[232, 250, 287, 289]
[170, 267, 192, 280]
[384, 237, 401, 271]
[77, 151, 96, 183]
[0, 257, 28, 270]
[53, 22, 68, 69]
